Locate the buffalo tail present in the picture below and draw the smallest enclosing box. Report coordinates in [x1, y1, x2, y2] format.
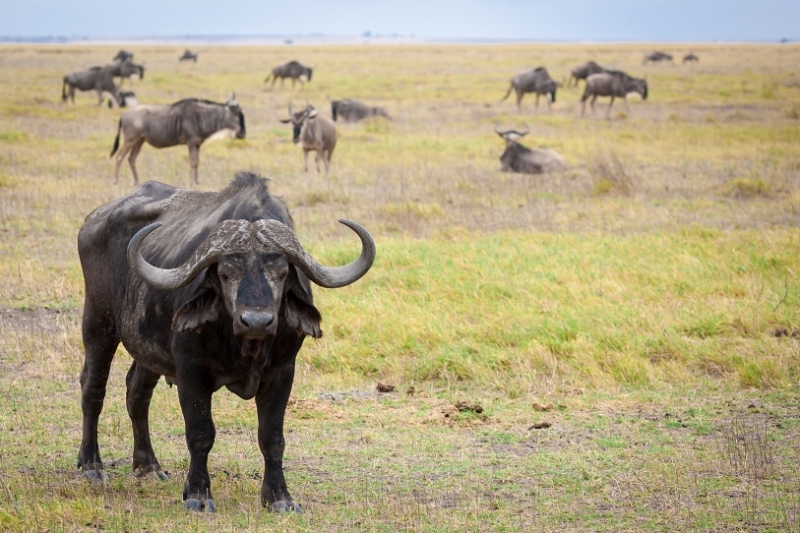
[110, 119, 121, 157]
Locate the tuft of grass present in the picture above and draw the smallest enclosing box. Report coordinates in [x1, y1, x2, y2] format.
[0, 129, 28, 142]
[720, 178, 770, 199]
[590, 151, 636, 195]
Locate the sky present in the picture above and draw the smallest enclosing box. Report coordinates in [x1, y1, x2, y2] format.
[1, 0, 798, 42]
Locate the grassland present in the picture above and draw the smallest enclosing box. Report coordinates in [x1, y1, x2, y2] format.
[1, 42, 800, 531]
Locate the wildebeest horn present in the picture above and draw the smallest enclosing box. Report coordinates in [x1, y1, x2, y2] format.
[129, 219, 375, 291]
[253, 219, 375, 288]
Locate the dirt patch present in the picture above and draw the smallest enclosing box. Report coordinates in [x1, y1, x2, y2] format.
[0, 307, 81, 334]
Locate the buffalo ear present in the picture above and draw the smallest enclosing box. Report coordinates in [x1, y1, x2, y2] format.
[281, 267, 322, 338]
[171, 269, 220, 333]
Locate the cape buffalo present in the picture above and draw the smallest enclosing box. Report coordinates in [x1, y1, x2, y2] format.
[683, 53, 699, 64]
[568, 61, 607, 87]
[643, 51, 673, 64]
[105, 59, 145, 86]
[62, 67, 125, 106]
[280, 103, 337, 174]
[179, 50, 198, 62]
[581, 71, 648, 118]
[76, 172, 375, 513]
[110, 93, 245, 185]
[495, 126, 568, 174]
[264, 61, 313, 89]
[331, 99, 391, 122]
[501, 67, 558, 112]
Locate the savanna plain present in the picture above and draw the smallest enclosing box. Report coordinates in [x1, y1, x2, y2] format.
[1, 42, 800, 532]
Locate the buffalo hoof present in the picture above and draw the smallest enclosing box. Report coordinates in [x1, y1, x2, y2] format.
[82, 469, 108, 483]
[134, 465, 169, 481]
[185, 498, 216, 513]
[271, 501, 303, 514]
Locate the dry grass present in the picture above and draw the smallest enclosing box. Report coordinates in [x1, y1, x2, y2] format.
[1, 42, 800, 531]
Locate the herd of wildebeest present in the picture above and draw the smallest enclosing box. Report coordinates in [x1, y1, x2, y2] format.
[60, 48, 700, 184]
[59, 47, 696, 515]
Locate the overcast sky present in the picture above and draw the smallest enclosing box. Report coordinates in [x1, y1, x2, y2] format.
[2, 0, 798, 42]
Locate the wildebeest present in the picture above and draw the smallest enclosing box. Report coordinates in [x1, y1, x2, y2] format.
[330, 99, 391, 122]
[280, 103, 337, 174]
[179, 50, 198, 62]
[581, 71, 648, 118]
[105, 59, 145, 86]
[76, 171, 376, 513]
[494, 126, 568, 174]
[62, 67, 125, 106]
[113, 50, 133, 62]
[107, 91, 138, 108]
[264, 61, 313, 89]
[683, 53, 699, 64]
[568, 61, 607, 87]
[501, 67, 559, 112]
[643, 51, 673, 64]
[110, 93, 245, 185]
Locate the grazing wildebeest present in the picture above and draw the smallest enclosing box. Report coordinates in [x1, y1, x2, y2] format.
[264, 61, 313, 89]
[105, 59, 145, 86]
[179, 50, 198, 62]
[683, 53, 699, 64]
[581, 71, 648, 118]
[107, 91, 138, 108]
[110, 94, 245, 185]
[568, 61, 607, 87]
[113, 50, 133, 62]
[330, 99, 391, 122]
[494, 126, 568, 174]
[280, 103, 337, 174]
[500, 67, 559, 112]
[643, 51, 673, 64]
[76, 171, 376, 513]
[62, 67, 125, 106]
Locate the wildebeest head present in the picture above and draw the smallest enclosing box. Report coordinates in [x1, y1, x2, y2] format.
[280, 103, 316, 143]
[495, 125, 533, 171]
[306, 67, 313, 82]
[224, 92, 246, 139]
[634, 78, 648, 100]
[128, 218, 375, 355]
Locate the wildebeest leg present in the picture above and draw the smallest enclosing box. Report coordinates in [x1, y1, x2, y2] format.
[314, 148, 322, 173]
[291, 78, 296, 90]
[535, 93, 540, 113]
[77, 298, 120, 481]
[280, 78, 285, 89]
[606, 96, 615, 119]
[177, 369, 216, 512]
[302, 149, 310, 173]
[624, 95, 631, 113]
[257, 360, 302, 513]
[516, 89, 523, 111]
[127, 138, 146, 185]
[69, 86, 76, 104]
[126, 362, 168, 479]
[114, 138, 137, 184]
[96, 88, 105, 106]
[324, 145, 335, 175]
[590, 95, 598, 114]
[188, 142, 200, 184]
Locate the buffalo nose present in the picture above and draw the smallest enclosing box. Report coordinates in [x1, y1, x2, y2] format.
[238, 311, 274, 332]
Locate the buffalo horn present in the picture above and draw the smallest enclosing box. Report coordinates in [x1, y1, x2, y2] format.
[128, 220, 258, 290]
[254, 219, 375, 288]
[128, 218, 376, 291]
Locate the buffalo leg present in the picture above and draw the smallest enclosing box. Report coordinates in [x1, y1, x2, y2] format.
[177, 370, 216, 512]
[126, 362, 167, 479]
[77, 299, 120, 480]
[127, 138, 145, 184]
[257, 361, 301, 512]
[188, 143, 200, 185]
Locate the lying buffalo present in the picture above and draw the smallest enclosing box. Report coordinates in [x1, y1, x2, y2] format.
[581, 71, 648, 118]
[495, 126, 568, 174]
[264, 60, 313, 89]
[76, 172, 376, 513]
[280, 103, 337, 174]
[501, 67, 558, 112]
[110, 93, 245, 185]
[62, 67, 125, 106]
[331, 99, 391, 122]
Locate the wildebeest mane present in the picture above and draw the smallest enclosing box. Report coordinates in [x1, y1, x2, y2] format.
[170, 98, 227, 109]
